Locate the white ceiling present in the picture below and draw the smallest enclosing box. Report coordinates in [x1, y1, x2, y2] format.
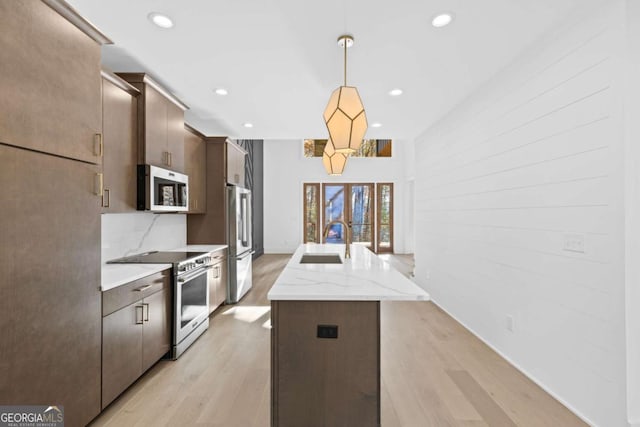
[68, 0, 605, 140]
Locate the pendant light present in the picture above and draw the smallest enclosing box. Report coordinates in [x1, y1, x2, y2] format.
[323, 139, 348, 175]
[323, 35, 368, 154]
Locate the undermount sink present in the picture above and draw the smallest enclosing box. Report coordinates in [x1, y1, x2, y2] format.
[299, 253, 343, 264]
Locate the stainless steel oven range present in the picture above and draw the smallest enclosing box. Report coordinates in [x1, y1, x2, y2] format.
[108, 250, 214, 359]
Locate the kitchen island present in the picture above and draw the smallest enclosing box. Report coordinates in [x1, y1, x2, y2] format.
[268, 243, 429, 427]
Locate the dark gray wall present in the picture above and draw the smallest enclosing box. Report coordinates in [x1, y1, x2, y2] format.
[237, 139, 264, 259]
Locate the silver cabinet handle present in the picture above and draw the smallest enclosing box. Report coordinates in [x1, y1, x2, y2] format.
[168, 152, 172, 167]
[135, 284, 153, 292]
[135, 305, 144, 325]
[94, 133, 103, 157]
[95, 173, 103, 197]
[142, 303, 149, 322]
[103, 188, 110, 208]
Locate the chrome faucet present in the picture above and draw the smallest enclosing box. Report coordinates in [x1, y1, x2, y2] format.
[322, 220, 351, 259]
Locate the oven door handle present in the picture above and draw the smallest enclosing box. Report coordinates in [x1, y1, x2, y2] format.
[177, 266, 213, 283]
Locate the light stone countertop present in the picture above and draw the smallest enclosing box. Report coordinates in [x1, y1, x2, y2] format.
[169, 244, 227, 253]
[101, 244, 228, 291]
[101, 263, 172, 292]
[267, 243, 430, 301]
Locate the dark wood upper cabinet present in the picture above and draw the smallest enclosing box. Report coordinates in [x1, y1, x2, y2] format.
[227, 141, 247, 187]
[167, 101, 185, 171]
[117, 73, 188, 172]
[188, 138, 226, 243]
[0, 0, 109, 164]
[187, 138, 247, 244]
[101, 72, 139, 213]
[144, 84, 169, 167]
[184, 125, 207, 213]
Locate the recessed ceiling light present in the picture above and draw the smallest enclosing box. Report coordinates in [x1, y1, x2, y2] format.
[371, 122, 382, 128]
[432, 13, 453, 28]
[243, 123, 253, 128]
[214, 88, 228, 96]
[389, 88, 403, 96]
[148, 12, 174, 29]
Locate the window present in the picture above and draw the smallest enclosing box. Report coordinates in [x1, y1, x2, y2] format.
[304, 181, 394, 253]
[303, 183, 320, 243]
[376, 183, 393, 253]
[303, 139, 392, 158]
[322, 183, 374, 249]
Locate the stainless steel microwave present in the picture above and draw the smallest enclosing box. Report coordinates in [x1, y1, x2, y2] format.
[137, 164, 188, 212]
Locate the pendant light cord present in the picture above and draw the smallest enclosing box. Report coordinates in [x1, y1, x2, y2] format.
[344, 39, 347, 86]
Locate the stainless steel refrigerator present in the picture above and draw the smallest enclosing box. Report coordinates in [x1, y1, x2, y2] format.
[227, 185, 253, 303]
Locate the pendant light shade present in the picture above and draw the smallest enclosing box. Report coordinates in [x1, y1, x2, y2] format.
[323, 35, 367, 154]
[323, 86, 367, 153]
[322, 139, 348, 175]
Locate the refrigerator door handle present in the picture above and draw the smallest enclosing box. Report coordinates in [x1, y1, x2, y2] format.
[233, 250, 255, 261]
[240, 193, 249, 247]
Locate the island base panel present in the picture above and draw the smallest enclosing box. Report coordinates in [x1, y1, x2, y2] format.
[271, 300, 380, 427]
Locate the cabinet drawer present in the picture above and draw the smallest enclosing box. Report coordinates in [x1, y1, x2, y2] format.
[103, 269, 171, 316]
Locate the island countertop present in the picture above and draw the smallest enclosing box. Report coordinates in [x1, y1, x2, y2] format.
[267, 243, 430, 301]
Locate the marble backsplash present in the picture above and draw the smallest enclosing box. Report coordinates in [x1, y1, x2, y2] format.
[101, 212, 186, 264]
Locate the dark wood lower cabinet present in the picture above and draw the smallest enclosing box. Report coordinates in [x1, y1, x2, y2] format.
[101, 271, 171, 409]
[0, 144, 102, 426]
[102, 303, 144, 408]
[208, 250, 228, 314]
[142, 288, 171, 372]
[271, 300, 380, 427]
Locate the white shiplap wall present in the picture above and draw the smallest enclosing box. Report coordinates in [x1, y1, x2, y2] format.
[624, 1, 640, 424]
[413, 3, 626, 426]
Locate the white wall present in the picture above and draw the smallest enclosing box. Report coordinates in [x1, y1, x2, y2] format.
[263, 139, 411, 254]
[101, 212, 186, 263]
[625, 1, 640, 424]
[404, 138, 416, 254]
[413, 2, 627, 426]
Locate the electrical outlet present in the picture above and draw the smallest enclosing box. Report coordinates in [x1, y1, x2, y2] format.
[563, 233, 585, 253]
[317, 325, 338, 339]
[506, 315, 515, 333]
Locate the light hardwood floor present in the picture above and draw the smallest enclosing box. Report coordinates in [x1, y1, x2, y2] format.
[90, 254, 586, 427]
